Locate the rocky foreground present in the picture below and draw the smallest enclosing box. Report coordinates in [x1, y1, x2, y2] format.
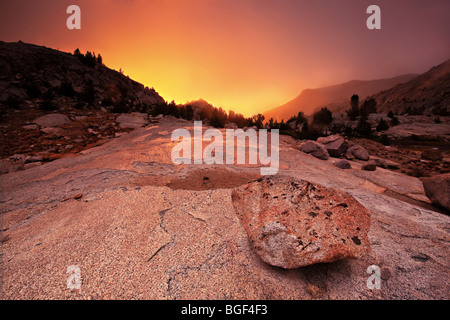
[0, 118, 449, 300]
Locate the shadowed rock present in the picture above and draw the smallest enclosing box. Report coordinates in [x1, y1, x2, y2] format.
[334, 159, 352, 169]
[317, 135, 348, 158]
[422, 173, 450, 212]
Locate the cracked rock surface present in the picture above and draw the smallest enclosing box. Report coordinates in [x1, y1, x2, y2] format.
[1, 120, 449, 299]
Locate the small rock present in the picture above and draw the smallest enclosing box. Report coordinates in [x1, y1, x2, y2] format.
[24, 155, 43, 163]
[316, 135, 341, 145]
[344, 150, 355, 160]
[362, 161, 377, 171]
[116, 113, 149, 129]
[348, 145, 370, 161]
[41, 127, 64, 135]
[370, 157, 388, 168]
[300, 141, 330, 160]
[334, 159, 352, 169]
[34, 114, 71, 127]
[22, 124, 38, 130]
[323, 138, 348, 158]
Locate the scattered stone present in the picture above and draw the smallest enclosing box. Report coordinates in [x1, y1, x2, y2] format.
[300, 141, 330, 160]
[41, 127, 64, 135]
[322, 137, 348, 158]
[344, 150, 355, 160]
[116, 113, 149, 128]
[370, 157, 388, 168]
[22, 124, 38, 130]
[24, 162, 42, 170]
[24, 155, 43, 163]
[348, 145, 370, 161]
[316, 135, 341, 145]
[422, 173, 450, 211]
[231, 176, 371, 269]
[34, 114, 71, 127]
[334, 159, 352, 169]
[0, 154, 25, 174]
[362, 161, 377, 171]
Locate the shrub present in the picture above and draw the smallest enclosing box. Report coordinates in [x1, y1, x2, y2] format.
[390, 116, 400, 126]
[376, 118, 389, 131]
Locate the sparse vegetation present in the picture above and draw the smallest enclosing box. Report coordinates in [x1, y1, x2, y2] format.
[390, 116, 400, 126]
[73, 48, 102, 68]
[347, 94, 360, 120]
[376, 118, 389, 131]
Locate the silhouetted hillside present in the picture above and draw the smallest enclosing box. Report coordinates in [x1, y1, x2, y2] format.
[264, 74, 417, 122]
[0, 41, 165, 114]
[370, 59, 450, 115]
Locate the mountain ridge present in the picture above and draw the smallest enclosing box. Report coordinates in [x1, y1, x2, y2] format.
[264, 74, 418, 121]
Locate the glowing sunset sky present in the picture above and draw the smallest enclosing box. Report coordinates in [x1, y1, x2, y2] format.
[1, 0, 449, 116]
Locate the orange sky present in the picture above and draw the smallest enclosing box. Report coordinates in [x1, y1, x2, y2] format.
[1, 0, 449, 116]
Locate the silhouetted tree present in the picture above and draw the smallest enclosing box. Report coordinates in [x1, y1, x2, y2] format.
[96, 54, 103, 65]
[360, 98, 377, 118]
[390, 116, 400, 126]
[312, 107, 333, 126]
[355, 117, 372, 137]
[347, 94, 360, 120]
[73, 48, 81, 57]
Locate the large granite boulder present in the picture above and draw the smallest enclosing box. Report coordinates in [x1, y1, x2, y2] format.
[231, 176, 371, 269]
[317, 135, 348, 158]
